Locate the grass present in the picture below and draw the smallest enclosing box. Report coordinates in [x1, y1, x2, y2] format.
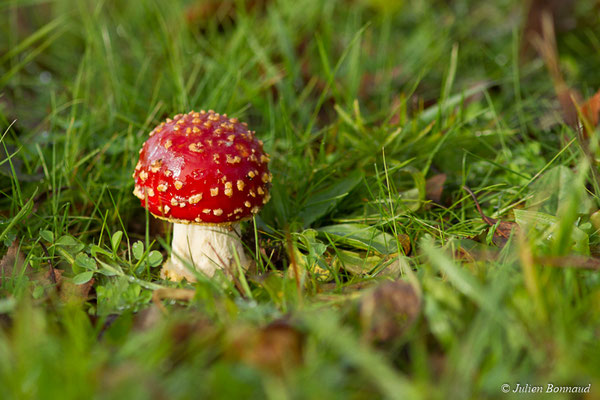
[1, 0, 600, 398]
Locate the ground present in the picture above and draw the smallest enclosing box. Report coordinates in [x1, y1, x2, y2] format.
[1, 0, 600, 399]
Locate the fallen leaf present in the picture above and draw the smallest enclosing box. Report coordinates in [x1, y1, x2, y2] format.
[360, 280, 420, 342]
[397, 234, 411, 255]
[581, 89, 600, 134]
[0, 240, 28, 283]
[226, 319, 304, 375]
[425, 173, 446, 204]
[35, 267, 94, 303]
[463, 186, 519, 247]
[42, 267, 63, 286]
[59, 276, 95, 304]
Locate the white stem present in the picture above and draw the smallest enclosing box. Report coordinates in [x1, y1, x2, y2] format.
[160, 223, 250, 282]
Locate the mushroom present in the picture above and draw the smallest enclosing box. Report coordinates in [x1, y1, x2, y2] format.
[132, 110, 272, 281]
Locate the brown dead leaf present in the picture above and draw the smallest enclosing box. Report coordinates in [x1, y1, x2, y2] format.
[360, 280, 420, 343]
[397, 234, 411, 255]
[425, 173, 447, 204]
[463, 186, 519, 247]
[226, 319, 304, 375]
[581, 89, 600, 133]
[40, 267, 63, 286]
[32, 267, 93, 304]
[36, 268, 93, 303]
[0, 241, 92, 303]
[0, 240, 28, 283]
[491, 221, 519, 241]
[59, 277, 95, 304]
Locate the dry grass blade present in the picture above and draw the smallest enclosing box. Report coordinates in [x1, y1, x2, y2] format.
[521, 0, 576, 60]
[531, 11, 600, 193]
[531, 11, 600, 137]
[531, 11, 580, 128]
[534, 255, 600, 270]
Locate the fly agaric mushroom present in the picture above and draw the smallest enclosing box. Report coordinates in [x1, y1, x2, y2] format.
[132, 110, 271, 281]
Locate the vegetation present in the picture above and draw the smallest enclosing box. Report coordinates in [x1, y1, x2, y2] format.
[1, 0, 600, 398]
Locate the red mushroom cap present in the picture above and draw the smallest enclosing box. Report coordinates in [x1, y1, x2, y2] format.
[132, 110, 271, 225]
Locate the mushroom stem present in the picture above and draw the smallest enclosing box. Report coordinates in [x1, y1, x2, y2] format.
[160, 223, 251, 281]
